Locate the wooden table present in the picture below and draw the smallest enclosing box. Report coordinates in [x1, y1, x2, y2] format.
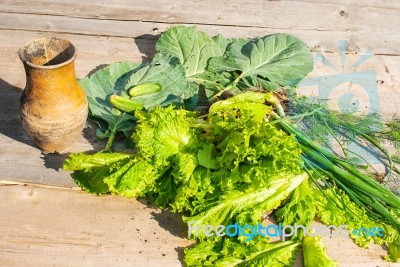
[0, 1, 399, 266]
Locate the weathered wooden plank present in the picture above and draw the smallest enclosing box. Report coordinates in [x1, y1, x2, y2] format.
[0, 184, 193, 267]
[1, 0, 399, 30]
[382, 56, 400, 90]
[0, 29, 153, 87]
[0, 9, 399, 55]
[322, 234, 396, 267]
[281, 0, 400, 7]
[0, 184, 397, 267]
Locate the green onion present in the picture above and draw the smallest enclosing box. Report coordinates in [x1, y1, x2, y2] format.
[268, 103, 400, 231]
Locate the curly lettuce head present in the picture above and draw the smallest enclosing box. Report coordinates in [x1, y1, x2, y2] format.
[133, 106, 202, 167]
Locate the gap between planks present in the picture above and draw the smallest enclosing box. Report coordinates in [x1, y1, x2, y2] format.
[0, 180, 80, 191]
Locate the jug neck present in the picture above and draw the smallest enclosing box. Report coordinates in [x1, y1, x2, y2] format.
[24, 61, 78, 91]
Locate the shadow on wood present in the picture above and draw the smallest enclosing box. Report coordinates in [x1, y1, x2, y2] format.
[41, 122, 107, 172]
[133, 34, 158, 62]
[87, 63, 109, 77]
[149, 209, 188, 239]
[147, 203, 195, 266]
[0, 78, 36, 148]
[174, 243, 197, 267]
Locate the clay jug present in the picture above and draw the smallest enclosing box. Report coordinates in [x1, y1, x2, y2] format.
[19, 37, 88, 153]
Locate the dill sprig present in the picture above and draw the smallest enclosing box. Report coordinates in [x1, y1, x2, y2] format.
[286, 90, 400, 183]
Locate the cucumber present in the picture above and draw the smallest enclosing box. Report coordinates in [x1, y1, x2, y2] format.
[128, 83, 162, 97]
[109, 95, 144, 113]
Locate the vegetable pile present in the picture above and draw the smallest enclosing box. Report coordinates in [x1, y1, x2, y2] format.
[65, 26, 400, 266]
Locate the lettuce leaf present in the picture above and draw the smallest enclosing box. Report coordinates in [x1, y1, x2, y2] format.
[197, 143, 219, 169]
[303, 235, 337, 267]
[63, 152, 133, 171]
[133, 106, 201, 167]
[275, 180, 316, 228]
[184, 238, 299, 267]
[171, 152, 199, 184]
[184, 172, 307, 239]
[153, 174, 176, 208]
[171, 167, 215, 214]
[208, 93, 303, 187]
[385, 241, 400, 262]
[107, 159, 161, 197]
[71, 166, 115, 194]
[314, 186, 400, 261]
[64, 152, 134, 194]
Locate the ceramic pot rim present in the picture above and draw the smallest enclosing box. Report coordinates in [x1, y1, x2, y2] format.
[18, 37, 77, 70]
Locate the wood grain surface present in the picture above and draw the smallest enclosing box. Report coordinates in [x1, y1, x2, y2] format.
[0, 184, 193, 267]
[0, 184, 396, 267]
